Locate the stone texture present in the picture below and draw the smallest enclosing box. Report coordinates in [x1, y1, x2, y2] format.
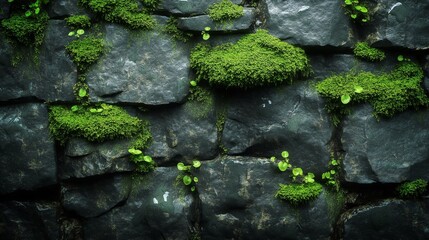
[342, 199, 429, 239]
[221, 81, 332, 176]
[48, 0, 91, 18]
[364, 0, 429, 50]
[0, 20, 76, 102]
[0, 1, 10, 20]
[199, 156, 334, 240]
[60, 138, 134, 179]
[265, 0, 355, 47]
[0, 201, 59, 240]
[177, 8, 256, 32]
[0, 103, 57, 194]
[86, 18, 191, 105]
[83, 168, 195, 240]
[342, 105, 429, 183]
[62, 174, 132, 218]
[158, 0, 241, 15]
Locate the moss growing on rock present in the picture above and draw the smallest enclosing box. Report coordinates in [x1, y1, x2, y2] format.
[316, 62, 429, 123]
[275, 182, 323, 206]
[190, 30, 311, 89]
[49, 104, 151, 146]
[66, 36, 105, 71]
[1, 12, 49, 47]
[65, 15, 92, 29]
[208, 0, 244, 22]
[163, 17, 193, 42]
[353, 42, 385, 62]
[397, 179, 428, 199]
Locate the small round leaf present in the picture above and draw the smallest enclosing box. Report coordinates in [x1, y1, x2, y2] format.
[341, 94, 351, 104]
[281, 151, 289, 158]
[143, 156, 153, 163]
[77, 29, 85, 35]
[78, 88, 87, 97]
[203, 33, 210, 40]
[278, 161, 288, 172]
[193, 177, 199, 183]
[183, 175, 192, 185]
[177, 162, 186, 171]
[190, 80, 197, 87]
[292, 168, 303, 176]
[192, 160, 201, 168]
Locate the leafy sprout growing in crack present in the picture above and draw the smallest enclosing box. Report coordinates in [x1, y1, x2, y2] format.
[177, 160, 201, 192]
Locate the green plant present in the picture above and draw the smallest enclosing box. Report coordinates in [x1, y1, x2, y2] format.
[343, 0, 370, 23]
[7, 0, 50, 17]
[353, 42, 385, 62]
[128, 148, 155, 172]
[316, 62, 429, 125]
[322, 158, 340, 191]
[201, 26, 211, 40]
[177, 160, 202, 192]
[79, 0, 157, 29]
[49, 103, 152, 145]
[163, 17, 193, 42]
[190, 30, 311, 89]
[66, 36, 105, 71]
[68, 29, 85, 38]
[73, 81, 90, 103]
[275, 183, 323, 206]
[208, 0, 244, 22]
[397, 179, 428, 198]
[65, 15, 92, 29]
[185, 86, 214, 119]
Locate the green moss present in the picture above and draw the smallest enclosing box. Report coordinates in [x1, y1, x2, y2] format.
[49, 104, 151, 145]
[275, 182, 323, 206]
[208, 0, 244, 22]
[65, 15, 92, 29]
[316, 62, 429, 123]
[185, 86, 214, 119]
[397, 179, 428, 199]
[79, 0, 157, 29]
[163, 17, 193, 42]
[66, 36, 105, 71]
[190, 30, 311, 89]
[353, 42, 385, 62]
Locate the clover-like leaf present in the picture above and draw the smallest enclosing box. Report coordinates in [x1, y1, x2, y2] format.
[78, 88, 87, 97]
[77, 29, 85, 35]
[202, 33, 210, 40]
[341, 94, 351, 104]
[177, 162, 186, 171]
[397, 55, 404, 62]
[270, 156, 276, 162]
[330, 169, 336, 175]
[278, 161, 288, 172]
[192, 160, 201, 168]
[193, 177, 199, 183]
[292, 167, 303, 176]
[183, 175, 192, 185]
[281, 151, 289, 158]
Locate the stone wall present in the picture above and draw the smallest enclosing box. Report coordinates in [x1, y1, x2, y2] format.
[1, 0, 429, 239]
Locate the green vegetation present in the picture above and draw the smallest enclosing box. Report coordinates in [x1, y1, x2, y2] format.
[79, 0, 157, 29]
[177, 160, 202, 192]
[322, 158, 341, 191]
[163, 17, 193, 42]
[397, 179, 428, 198]
[49, 104, 151, 145]
[185, 86, 214, 119]
[201, 26, 211, 41]
[73, 81, 90, 103]
[190, 30, 311, 89]
[343, 0, 370, 23]
[208, 0, 244, 22]
[275, 183, 323, 206]
[316, 62, 429, 124]
[128, 148, 155, 172]
[65, 15, 92, 29]
[353, 42, 385, 62]
[66, 36, 105, 71]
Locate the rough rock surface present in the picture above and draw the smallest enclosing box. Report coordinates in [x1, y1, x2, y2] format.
[0, 201, 59, 240]
[221, 81, 332, 176]
[198, 156, 334, 240]
[342, 105, 429, 183]
[48, 0, 91, 18]
[0, 103, 56, 194]
[364, 0, 429, 50]
[83, 168, 195, 240]
[342, 199, 429, 239]
[177, 8, 256, 32]
[158, 0, 241, 15]
[0, 20, 76, 102]
[86, 19, 191, 105]
[265, 0, 355, 47]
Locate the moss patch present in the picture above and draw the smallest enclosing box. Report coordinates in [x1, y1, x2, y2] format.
[190, 30, 311, 89]
[163, 17, 193, 42]
[275, 182, 323, 206]
[66, 36, 105, 71]
[49, 104, 151, 146]
[185, 86, 214, 119]
[79, 0, 157, 29]
[208, 0, 244, 22]
[65, 15, 92, 29]
[397, 179, 428, 199]
[353, 42, 385, 62]
[316, 62, 429, 123]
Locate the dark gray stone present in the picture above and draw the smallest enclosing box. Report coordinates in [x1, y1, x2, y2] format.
[199, 156, 334, 240]
[265, 0, 355, 47]
[48, 0, 91, 18]
[342, 105, 429, 183]
[0, 1, 10, 20]
[0, 201, 59, 240]
[364, 0, 429, 50]
[342, 199, 429, 240]
[62, 174, 132, 218]
[424, 55, 429, 92]
[86, 19, 192, 105]
[83, 168, 194, 240]
[221, 80, 332, 176]
[142, 102, 218, 164]
[0, 103, 57, 194]
[158, 0, 241, 15]
[177, 8, 256, 32]
[0, 20, 76, 102]
[60, 138, 134, 179]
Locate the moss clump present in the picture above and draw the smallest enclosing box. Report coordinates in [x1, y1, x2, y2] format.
[66, 36, 105, 71]
[316, 62, 429, 123]
[397, 179, 428, 199]
[353, 42, 385, 62]
[163, 17, 193, 42]
[49, 104, 151, 145]
[65, 15, 92, 29]
[275, 183, 323, 206]
[190, 30, 311, 89]
[79, 0, 157, 29]
[208, 0, 244, 22]
[185, 86, 214, 119]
